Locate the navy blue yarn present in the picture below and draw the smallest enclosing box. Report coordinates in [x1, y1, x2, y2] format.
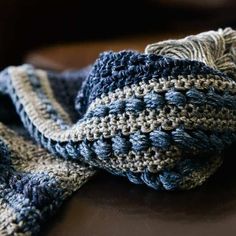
[75, 51, 228, 115]
[1, 50, 236, 192]
[165, 90, 187, 106]
[149, 129, 171, 150]
[79, 141, 96, 162]
[11, 173, 62, 234]
[109, 100, 126, 115]
[126, 98, 145, 112]
[4, 63, 236, 191]
[0, 139, 10, 163]
[159, 171, 182, 190]
[140, 170, 162, 190]
[112, 134, 131, 155]
[9, 172, 62, 210]
[93, 138, 112, 160]
[171, 128, 236, 153]
[126, 154, 222, 191]
[48, 66, 90, 120]
[144, 91, 165, 109]
[0, 148, 63, 235]
[130, 131, 149, 152]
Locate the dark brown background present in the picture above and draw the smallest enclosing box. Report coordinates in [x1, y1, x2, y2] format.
[1, 0, 236, 68]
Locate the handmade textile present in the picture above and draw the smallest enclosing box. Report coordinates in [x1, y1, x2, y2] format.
[0, 28, 236, 235]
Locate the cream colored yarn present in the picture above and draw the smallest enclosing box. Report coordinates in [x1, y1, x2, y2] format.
[145, 28, 236, 79]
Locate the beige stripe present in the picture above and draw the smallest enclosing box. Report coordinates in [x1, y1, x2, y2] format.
[70, 106, 235, 141]
[94, 146, 182, 173]
[87, 74, 236, 111]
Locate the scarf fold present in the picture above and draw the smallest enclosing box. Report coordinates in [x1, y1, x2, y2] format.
[0, 28, 236, 235]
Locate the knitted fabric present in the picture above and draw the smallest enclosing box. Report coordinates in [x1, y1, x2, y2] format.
[0, 28, 236, 235]
[0, 68, 95, 235]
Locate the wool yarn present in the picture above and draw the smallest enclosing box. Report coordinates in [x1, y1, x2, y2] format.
[145, 28, 236, 77]
[0, 68, 95, 235]
[0, 28, 235, 235]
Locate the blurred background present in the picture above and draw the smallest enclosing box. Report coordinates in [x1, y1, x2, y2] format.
[0, 0, 236, 70]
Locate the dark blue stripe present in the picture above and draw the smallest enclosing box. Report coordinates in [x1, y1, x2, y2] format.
[0, 155, 63, 234]
[75, 51, 229, 115]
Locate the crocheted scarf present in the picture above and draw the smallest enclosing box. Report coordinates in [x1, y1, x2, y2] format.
[0, 28, 235, 235]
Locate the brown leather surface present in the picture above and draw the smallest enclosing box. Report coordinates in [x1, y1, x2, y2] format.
[25, 34, 236, 236]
